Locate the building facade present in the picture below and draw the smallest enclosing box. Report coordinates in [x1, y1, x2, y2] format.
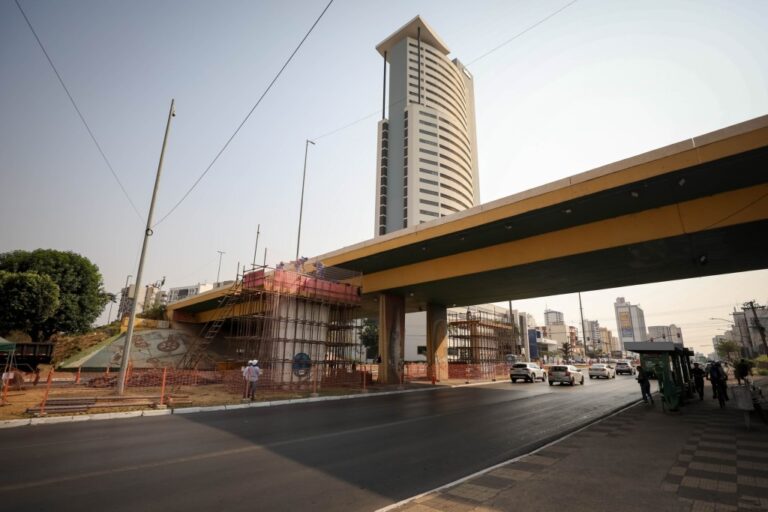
[648, 324, 684, 344]
[733, 304, 768, 357]
[614, 297, 647, 351]
[375, 16, 479, 235]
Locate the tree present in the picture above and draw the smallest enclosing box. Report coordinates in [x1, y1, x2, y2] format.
[559, 341, 574, 362]
[359, 318, 378, 360]
[715, 339, 741, 362]
[0, 250, 109, 341]
[0, 271, 60, 340]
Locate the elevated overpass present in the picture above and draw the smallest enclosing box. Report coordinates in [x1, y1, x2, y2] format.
[170, 115, 768, 383]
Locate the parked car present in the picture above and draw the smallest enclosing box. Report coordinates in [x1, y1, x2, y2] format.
[589, 363, 616, 379]
[510, 362, 546, 383]
[615, 361, 635, 375]
[548, 365, 584, 386]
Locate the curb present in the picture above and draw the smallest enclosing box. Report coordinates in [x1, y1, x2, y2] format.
[0, 380, 480, 428]
[375, 397, 644, 512]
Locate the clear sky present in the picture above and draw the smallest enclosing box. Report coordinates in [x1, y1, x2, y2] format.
[2, 0, 767, 356]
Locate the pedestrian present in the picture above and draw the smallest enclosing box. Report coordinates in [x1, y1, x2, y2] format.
[735, 358, 752, 385]
[691, 362, 705, 400]
[709, 362, 729, 408]
[636, 366, 653, 404]
[243, 360, 261, 400]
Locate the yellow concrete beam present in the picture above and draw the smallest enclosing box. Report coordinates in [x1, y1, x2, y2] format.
[320, 122, 768, 268]
[360, 184, 768, 294]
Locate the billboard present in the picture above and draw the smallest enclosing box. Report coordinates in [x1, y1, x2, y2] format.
[618, 309, 633, 338]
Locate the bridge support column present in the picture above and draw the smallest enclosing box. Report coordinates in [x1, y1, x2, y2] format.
[426, 303, 449, 382]
[378, 293, 404, 385]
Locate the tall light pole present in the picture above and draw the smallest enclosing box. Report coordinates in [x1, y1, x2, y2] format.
[117, 99, 175, 395]
[296, 139, 315, 261]
[216, 250, 226, 284]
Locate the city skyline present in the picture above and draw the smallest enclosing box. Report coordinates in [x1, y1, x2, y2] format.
[2, 1, 767, 357]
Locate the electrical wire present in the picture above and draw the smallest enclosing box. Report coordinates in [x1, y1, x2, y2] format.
[153, 0, 335, 228]
[14, 0, 144, 223]
[309, 1, 579, 142]
[466, 0, 580, 66]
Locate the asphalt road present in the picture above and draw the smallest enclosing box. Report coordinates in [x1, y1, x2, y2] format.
[0, 374, 641, 511]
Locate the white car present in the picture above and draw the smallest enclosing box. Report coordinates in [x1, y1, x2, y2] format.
[615, 361, 635, 375]
[589, 364, 616, 379]
[510, 362, 546, 383]
[548, 365, 585, 386]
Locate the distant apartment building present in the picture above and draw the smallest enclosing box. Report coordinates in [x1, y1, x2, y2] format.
[712, 334, 727, 355]
[374, 16, 479, 235]
[648, 324, 684, 344]
[733, 304, 768, 357]
[584, 319, 602, 353]
[599, 327, 618, 355]
[614, 297, 647, 351]
[117, 283, 166, 319]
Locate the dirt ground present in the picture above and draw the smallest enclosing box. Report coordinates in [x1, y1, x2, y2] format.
[0, 380, 391, 420]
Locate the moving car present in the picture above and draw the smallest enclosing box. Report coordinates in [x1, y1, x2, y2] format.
[615, 361, 635, 375]
[548, 365, 585, 386]
[589, 363, 616, 379]
[510, 362, 546, 383]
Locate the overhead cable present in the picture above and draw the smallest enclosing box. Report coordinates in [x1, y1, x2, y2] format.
[153, 0, 335, 228]
[14, 0, 144, 223]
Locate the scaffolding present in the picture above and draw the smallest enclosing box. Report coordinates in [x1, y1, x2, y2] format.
[447, 307, 517, 364]
[177, 266, 363, 390]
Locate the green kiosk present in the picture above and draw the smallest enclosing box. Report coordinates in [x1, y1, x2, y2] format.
[624, 342, 695, 412]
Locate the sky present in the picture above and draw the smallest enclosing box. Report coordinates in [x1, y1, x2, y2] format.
[1, 0, 767, 356]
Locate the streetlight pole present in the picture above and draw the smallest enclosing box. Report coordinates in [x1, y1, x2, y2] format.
[296, 139, 315, 262]
[116, 99, 175, 395]
[216, 250, 225, 285]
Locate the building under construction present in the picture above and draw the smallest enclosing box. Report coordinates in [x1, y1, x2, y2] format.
[177, 267, 363, 387]
[447, 305, 519, 364]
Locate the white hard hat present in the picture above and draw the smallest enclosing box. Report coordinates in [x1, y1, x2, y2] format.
[253, 360, 259, 365]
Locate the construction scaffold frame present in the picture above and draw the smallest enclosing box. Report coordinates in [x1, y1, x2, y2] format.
[177, 265, 365, 392]
[447, 307, 519, 365]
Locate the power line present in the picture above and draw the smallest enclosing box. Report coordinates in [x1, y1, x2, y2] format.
[309, 0, 579, 143]
[14, 0, 144, 223]
[466, 0, 580, 66]
[153, 0, 335, 228]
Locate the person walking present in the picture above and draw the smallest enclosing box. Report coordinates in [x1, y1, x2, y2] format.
[636, 366, 653, 404]
[243, 360, 262, 400]
[709, 362, 729, 408]
[691, 362, 705, 400]
[735, 358, 752, 385]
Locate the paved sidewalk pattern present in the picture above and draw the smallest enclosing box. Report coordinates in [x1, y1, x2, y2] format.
[390, 392, 768, 512]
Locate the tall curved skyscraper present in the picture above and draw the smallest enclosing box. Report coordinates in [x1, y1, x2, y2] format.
[375, 16, 479, 236]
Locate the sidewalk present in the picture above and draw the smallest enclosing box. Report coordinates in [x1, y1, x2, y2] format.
[390, 382, 768, 512]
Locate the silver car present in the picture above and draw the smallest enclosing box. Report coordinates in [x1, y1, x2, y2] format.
[548, 365, 585, 386]
[510, 362, 546, 383]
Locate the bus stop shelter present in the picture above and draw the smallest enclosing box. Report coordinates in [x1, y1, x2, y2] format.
[625, 341, 694, 411]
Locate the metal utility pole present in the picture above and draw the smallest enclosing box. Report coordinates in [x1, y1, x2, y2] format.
[117, 99, 175, 395]
[578, 292, 587, 358]
[216, 250, 225, 284]
[251, 224, 260, 268]
[296, 139, 315, 261]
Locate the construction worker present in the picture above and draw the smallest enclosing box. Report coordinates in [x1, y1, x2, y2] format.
[244, 360, 262, 400]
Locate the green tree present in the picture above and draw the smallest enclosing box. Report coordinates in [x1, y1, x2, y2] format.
[0, 271, 60, 340]
[0, 249, 109, 341]
[715, 339, 741, 362]
[359, 318, 378, 360]
[559, 341, 574, 361]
